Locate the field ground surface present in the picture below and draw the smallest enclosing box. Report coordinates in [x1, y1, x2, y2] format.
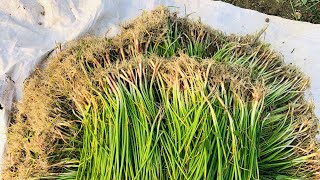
[220, 0, 320, 23]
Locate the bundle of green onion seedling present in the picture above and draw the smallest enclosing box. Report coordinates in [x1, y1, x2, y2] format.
[3, 7, 319, 180]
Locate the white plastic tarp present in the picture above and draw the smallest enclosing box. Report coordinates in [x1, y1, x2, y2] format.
[1, 0, 320, 176]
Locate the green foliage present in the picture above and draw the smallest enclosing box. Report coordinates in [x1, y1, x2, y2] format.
[147, 19, 213, 59]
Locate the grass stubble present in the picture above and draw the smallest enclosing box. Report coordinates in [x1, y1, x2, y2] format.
[3, 7, 319, 180]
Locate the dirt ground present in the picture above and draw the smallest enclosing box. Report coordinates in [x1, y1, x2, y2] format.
[222, 0, 320, 24]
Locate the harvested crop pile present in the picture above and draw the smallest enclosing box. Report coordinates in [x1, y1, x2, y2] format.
[3, 7, 319, 180]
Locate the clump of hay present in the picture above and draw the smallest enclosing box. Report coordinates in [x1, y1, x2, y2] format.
[3, 7, 319, 179]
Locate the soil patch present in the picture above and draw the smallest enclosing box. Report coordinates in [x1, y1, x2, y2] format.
[222, 0, 320, 24]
